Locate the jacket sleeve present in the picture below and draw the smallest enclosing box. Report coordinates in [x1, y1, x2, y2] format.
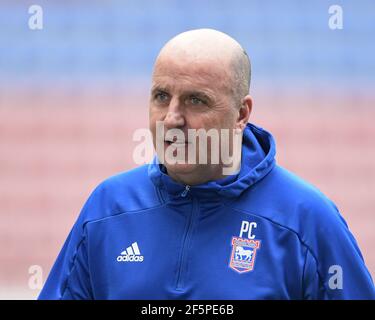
[302, 202, 375, 300]
[38, 191, 97, 300]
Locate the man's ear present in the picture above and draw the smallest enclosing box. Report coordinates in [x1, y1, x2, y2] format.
[236, 95, 252, 130]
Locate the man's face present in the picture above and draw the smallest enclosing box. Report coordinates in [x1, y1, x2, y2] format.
[149, 53, 240, 184]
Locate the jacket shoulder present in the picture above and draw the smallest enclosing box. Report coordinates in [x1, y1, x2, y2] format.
[234, 164, 351, 249]
[270, 165, 344, 228]
[79, 164, 161, 224]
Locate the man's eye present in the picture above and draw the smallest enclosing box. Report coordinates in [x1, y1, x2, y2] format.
[155, 92, 169, 102]
[189, 96, 206, 105]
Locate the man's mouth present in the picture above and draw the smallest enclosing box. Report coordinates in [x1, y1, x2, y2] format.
[165, 141, 187, 147]
[164, 137, 189, 146]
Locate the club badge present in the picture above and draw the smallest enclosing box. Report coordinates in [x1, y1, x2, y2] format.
[229, 236, 260, 273]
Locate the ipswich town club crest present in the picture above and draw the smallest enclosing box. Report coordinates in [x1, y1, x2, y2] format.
[229, 237, 260, 273]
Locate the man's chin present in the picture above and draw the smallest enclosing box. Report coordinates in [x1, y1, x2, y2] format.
[162, 161, 224, 186]
[163, 162, 198, 176]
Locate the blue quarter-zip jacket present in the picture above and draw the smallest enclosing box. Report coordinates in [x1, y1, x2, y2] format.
[39, 123, 375, 299]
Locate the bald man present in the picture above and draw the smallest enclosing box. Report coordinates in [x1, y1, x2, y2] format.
[150, 29, 251, 185]
[39, 29, 375, 300]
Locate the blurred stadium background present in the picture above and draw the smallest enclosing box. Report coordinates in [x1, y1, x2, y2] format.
[0, 0, 374, 299]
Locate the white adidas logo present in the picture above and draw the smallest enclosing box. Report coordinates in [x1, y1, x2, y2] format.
[117, 242, 144, 262]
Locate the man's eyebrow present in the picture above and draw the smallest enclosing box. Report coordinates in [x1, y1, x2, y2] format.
[151, 86, 169, 94]
[185, 90, 213, 102]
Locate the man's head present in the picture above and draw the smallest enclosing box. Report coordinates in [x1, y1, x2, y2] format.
[149, 28, 252, 185]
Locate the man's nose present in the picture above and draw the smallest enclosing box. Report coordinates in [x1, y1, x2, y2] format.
[163, 98, 185, 129]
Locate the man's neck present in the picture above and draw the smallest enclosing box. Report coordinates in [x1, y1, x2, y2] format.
[167, 171, 224, 186]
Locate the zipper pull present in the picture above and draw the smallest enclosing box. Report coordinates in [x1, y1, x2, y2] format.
[181, 185, 190, 197]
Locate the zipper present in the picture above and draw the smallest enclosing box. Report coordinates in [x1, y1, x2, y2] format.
[180, 185, 190, 197]
[175, 187, 197, 291]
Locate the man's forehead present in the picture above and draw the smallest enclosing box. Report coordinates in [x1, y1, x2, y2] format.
[155, 52, 229, 74]
[152, 55, 231, 91]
